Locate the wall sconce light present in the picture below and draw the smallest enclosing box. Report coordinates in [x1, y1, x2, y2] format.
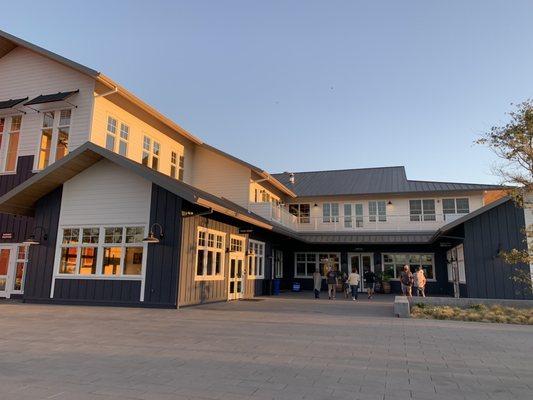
[246, 249, 256, 256]
[143, 223, 164, 244]
[313, 203, 318, 208]
[23, 226, 48, 246]
[387, 201, 392, 205]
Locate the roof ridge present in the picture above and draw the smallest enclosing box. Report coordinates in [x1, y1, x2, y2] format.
[407, 179, 502, 187]
[272, 166, 406, 175]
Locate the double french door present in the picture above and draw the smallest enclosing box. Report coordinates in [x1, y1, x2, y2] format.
[228, 253, 244, 300]
[0, 244, 27, 298]
[347, 253, 374, 292]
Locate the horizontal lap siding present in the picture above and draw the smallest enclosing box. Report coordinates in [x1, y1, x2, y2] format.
[53, 279, 141, 303]
[143, 184, 182, 307]
[463, 200, 532, 299]
[23, 187, 62, 301]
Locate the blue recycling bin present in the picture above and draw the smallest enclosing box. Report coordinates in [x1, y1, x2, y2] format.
[273, 278, 281, 295]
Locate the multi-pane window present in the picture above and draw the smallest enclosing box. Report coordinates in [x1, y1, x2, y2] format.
[195, 227, 225, 279]
[141, 136, 160, 170]
[447, 244, 466, 283]
[58, 226, 145, 276]
[369, 201, 387, 222]
[106, 116, 117, 151]
[409, 199, 436, 221]
[382, 253, 435, 280]
[295, 252, 340, 278]
[119, 123, 129, 156]
[178, 154, 184, 180]
[344, 203, 364, 228]
[288, 203, 310, 223]
[230, 236, 244, 252]
[37, 110, 71, 170]
[13, 245, 28, 291]
[322, 203, 339, 223]
[248, 240, 265, 279]
[170, 151, 184, 180]
[4, 115, 21, 172]
[273, 249, 283, 278]
[443, 198, 470, 215]
[142, 136, 151, 166]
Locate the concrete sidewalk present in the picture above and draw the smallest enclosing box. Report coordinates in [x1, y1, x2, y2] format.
[0, 296, 531, 400]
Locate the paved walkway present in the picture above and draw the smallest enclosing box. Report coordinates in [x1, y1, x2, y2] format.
[0, 294, 531, 400]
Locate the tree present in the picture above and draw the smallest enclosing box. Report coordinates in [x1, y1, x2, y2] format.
[477, 99, 533, 295]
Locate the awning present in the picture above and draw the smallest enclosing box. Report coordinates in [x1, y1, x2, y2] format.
[0, 97, 28, 115]
[24, 90, 79, 108]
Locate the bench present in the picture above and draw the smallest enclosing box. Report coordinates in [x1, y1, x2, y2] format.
[393, 296, 410, 318]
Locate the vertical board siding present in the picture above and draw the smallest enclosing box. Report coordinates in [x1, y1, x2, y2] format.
[463, 200, 532, 299]
[53, 279, 141, 303]
[143, 184, 182, 307]
[179, 214, 266, 306]
[23, 186, 62, 301]
[0, 155, 36, 244]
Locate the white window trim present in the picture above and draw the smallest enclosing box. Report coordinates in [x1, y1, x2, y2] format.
[0, 115, 22, 174]
[34, 109, 73, 171]
[368, 200, 387, 222]
[288, 203, 311, 224]
[381, 253, 436, 282]
[409, 199, 437, 222]
[194, 227, 226, 281]
[343, 203, 364, 228]
[447, 244, 466, 283]
[322, 203, 340, 224]
[273, 249, 283, 278]
[248, 239, 265, 279]
[443, 198, 470, 215]
[294, 252, 341, 279]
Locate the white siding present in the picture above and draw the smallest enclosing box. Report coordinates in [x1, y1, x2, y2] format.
[58, 159, 151, 226]
[191, 146, 251, 207]
[91, 96, 195, 183]
[0, 47, 94, 165]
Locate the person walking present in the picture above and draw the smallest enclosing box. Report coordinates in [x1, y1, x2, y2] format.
[326, 266, 337, 300]
[347, 267, 361, 301]
[415, 266, 426, 297]
[363, 269, 376, 299]
[312, 268, 322, 299]
[400, 265, 414, 299]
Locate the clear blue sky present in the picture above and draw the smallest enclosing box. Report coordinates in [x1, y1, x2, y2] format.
[1, 0, 532, 183]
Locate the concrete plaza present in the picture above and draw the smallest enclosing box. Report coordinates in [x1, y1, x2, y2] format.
[0, 294, 531, 400]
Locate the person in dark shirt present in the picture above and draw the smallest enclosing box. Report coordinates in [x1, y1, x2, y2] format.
[326, 267, 337, 300]
[363, 270, 376, 299]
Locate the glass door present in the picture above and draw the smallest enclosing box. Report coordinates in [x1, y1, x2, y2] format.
[0, 247, 12, 298]
[228, 254, 244, 300]
[348, 253, 374, 292]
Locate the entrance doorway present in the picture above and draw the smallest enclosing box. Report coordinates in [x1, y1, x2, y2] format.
[348, 253, 374, 292]
[0, 244, 28, 299]
[228, 253, 244, 300]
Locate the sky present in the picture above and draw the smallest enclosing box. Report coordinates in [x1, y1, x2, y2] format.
[0, 0, 532, 184]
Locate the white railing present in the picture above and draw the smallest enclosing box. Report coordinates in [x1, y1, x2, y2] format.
[248, 202, 466, 232]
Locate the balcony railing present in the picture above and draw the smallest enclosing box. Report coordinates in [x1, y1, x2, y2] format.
[248, 202, 466, 232]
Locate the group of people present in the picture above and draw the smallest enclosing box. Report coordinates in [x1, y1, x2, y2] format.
[312, 266, 377, 301]
[311, 264, 427, 300]
[399, 264, 427, 298]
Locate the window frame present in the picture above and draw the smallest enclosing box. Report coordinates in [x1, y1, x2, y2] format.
[344, 203, 364, 228]
[34, 109, 73, 171]
[288, 203, 310, 224]
[273, 249, 283, 278]
[195, 227, 226, 281]
[322, 203, 340, 223]
[54, 224, 147, 279]
[0, 115, 23, 173]
[443, 198, 470, 215]
[381, 253, 436, 281]
[105, 115, 117, 152]
[294, 252, 341, 278]
[248, 239, 265, 279]
[409, 199, 436, 222]
[368, 201, 387, 222]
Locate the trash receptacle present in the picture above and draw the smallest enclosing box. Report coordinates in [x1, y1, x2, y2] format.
[273, 278, 281, 295]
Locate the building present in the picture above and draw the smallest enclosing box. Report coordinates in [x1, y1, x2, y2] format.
[0, 30, 530, 306]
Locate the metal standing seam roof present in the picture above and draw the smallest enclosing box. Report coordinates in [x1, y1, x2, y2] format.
[0, 97, 28, 110]
[299, 232, 435, 244]
[272, 167, 504, 197]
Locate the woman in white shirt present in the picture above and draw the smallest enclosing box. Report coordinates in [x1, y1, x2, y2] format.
[414, 267, 427, 297]
[347, 268, 361, 301]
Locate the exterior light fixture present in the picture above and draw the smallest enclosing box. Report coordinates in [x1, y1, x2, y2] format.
[387, 201, 392, 205]
[143, 223, 164, 244]
[313, 203, 318, 208]
[23, 226, 48, 246]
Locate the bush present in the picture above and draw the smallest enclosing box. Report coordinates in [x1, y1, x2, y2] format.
[410, 303, 533, 325]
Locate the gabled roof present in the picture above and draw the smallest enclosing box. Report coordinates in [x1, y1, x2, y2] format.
[272, 166, 504, 197]
[0, 142, 282, 232]
[0, 29, 295, 198]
